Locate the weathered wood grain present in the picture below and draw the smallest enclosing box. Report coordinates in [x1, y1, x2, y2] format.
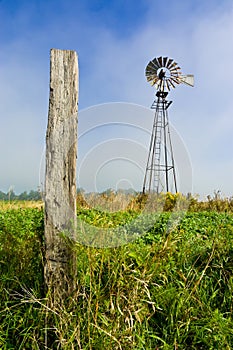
[44, 48, 78, 300]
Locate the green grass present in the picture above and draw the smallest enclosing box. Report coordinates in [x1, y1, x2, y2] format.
[0, 206, 233, 349]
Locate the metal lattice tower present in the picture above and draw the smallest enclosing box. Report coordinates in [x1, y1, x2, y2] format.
[142, 56, 194, 194]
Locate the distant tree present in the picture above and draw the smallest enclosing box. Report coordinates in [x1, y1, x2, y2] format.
[125, 188, 137, 195]
[116, 188, 137, 195]
[0, 191, 7, 200]
[7, 190, 17, 201]
[102, 188, 114, 196]
[28, 190, 41, 200]
[18, 191, 28, 200]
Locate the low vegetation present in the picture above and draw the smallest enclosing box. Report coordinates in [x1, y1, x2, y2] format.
[0, 194, 233, 349]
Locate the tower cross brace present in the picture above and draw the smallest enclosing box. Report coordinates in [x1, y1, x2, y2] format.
[142, 91, 177, 194]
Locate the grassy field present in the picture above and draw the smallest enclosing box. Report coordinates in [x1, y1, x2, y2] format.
[0, 196, 233, 349]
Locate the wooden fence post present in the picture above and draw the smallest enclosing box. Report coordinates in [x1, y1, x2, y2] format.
[44, 49, 78, 301]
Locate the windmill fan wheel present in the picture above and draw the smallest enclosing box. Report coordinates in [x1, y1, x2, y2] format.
[145, 56, 194, 91]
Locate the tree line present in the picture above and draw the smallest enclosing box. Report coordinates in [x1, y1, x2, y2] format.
[0, 189, 41, 201]
[0, 187, 138, 201]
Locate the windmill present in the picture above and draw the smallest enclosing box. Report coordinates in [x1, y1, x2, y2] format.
[142, 56, 194, 194]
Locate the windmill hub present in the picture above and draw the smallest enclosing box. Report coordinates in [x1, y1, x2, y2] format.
[158, 67, 170, 79]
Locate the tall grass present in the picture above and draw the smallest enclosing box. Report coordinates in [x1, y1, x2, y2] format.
[0, 207, 233, 348]
[76, 191, 233, 213]
[0, 200, 43, 210]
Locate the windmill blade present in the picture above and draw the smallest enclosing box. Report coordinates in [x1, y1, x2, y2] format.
[147, 76, 159, 84]
[165, 79, 171, 91]
[161, 80, 165, 91]
[153, 77, 160, 84]
[160, 79, 165, 91]
[146, 72, 158, 79]
[154, 58, 161, 68]
[179, 75, 194, 87]
[168, 78, 176, 89]
[169, 61, 178, 70]
[145, 72, 157, 81]
[163, 57, 168, 67]
[170, 71, 180, 78]
[152, 77, 161, 86]
[148, 60, 159, 70]
[145, 71, 157, 79]
[146, 62, 157, 72]
[157, 56, 163, 67]
[154, 81, 160, 90]
[146, 76, 157, 84]
[170, 66, 181, 73]
[170, 64, 180, 70]
[148, 79, 155, 86]
[146, 63, 158, 75]
[166, 58, 174, 69]
[145, 70, 154, 77]
[151, 58, 160, 69]
[170, 77, 181, 85]
[146, 75, 156, 82]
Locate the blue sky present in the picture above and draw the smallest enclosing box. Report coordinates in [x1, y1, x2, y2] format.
[0, 0, 233, 197]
